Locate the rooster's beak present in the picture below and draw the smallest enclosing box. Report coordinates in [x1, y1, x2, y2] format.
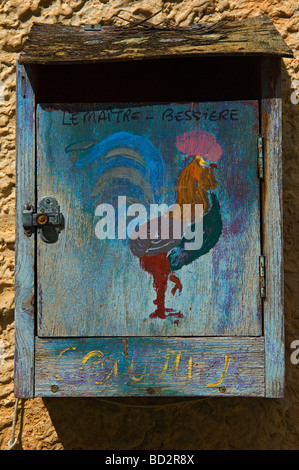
[195, 156, 209, 168]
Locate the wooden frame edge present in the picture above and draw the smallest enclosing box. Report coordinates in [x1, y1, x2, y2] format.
[261, 57, 285, 398]
[14, 61, 36, 398]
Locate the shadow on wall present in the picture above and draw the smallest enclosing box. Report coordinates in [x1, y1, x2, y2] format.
[39, 394, 295, 449]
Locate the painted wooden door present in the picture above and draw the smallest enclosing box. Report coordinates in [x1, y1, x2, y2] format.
[36, 101, 261, 337]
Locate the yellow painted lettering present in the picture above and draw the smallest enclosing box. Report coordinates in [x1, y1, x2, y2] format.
[206, 355, 231, 387]
[188, 356, 193, 381]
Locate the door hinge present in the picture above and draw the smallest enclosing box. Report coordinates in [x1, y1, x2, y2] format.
[258, 136, 264, 179]
[259, 255, 266, 298]
[21, 73, 26, 99]
[22, 196, 65, 243]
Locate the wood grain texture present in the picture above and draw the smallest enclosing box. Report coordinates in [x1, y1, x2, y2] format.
[261, 55, 284, 398]
[18, 16, 293, 65]
[36, 101, 262, 338]
[14, 63, 36, 398]
[261, 98, 285, 397]
[35, 337, 265, 397]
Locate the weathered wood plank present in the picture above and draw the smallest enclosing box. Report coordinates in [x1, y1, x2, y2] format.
[18, 16, 293, 65]
[35, 337, 265, 397]
[260, 56, 282, 99]
[14, 62, 36, 398]
[261, 98, 285, 398]
[261, 56, 284, 398]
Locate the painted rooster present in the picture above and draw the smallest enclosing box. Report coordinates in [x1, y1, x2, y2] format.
[75, 128, 223, 323]
[129, 130, 223, 322]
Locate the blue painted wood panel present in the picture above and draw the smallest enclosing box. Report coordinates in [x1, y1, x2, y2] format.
[14, 63, 35, 397]
[35, 337, 264, 397]
[36, 101, 261, 337]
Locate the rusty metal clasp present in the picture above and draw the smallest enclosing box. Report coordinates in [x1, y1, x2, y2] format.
[22, 196, 65, 243]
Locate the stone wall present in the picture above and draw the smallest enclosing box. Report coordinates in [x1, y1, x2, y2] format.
[0, 0, 299, 450]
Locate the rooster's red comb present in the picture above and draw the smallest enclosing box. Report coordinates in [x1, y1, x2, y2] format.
[176, 130, 222, 162]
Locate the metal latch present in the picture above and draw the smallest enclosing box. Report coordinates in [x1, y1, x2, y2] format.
[22, 197, 65, 243]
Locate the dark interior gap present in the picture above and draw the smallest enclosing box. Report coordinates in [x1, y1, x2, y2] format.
[32, 56, 262, 103]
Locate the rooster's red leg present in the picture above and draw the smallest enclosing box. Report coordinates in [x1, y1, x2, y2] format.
[140, 253, 170, 319]
[169, 273, 182, 296]
[140, 253, 183, 322]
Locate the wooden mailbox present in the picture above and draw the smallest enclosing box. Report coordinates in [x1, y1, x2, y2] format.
[15, 16, 292, 398]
